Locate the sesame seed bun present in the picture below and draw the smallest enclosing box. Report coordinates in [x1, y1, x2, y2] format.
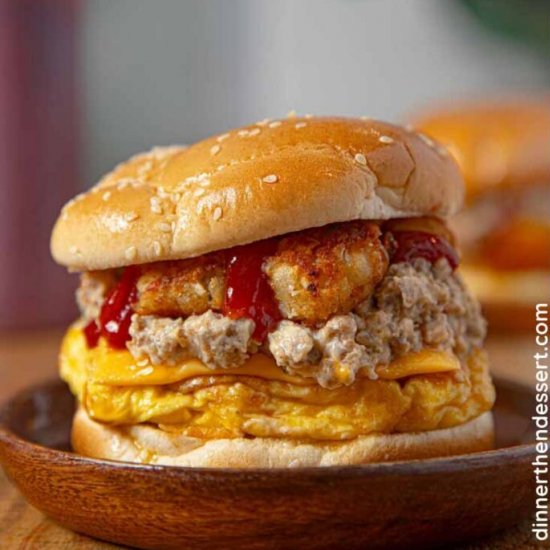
[71, 407, 494, 468]
[412, 98, 550, 199]
[51, 117, 463, 271]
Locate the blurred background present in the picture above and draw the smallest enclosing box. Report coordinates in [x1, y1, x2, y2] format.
[0, 0, 549, 330]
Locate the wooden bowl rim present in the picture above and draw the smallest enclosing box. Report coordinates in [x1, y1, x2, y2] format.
[0, 377, 536, 478]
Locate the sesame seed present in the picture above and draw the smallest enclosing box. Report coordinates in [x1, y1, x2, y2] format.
[212, 206, 223, 220]
[102, 191, 111, 201]
[238, 130, 249, 137]
[217, 132, 230, 142]
[248, 128, 261, 137]
[150, 197, 163, 214]
[354, 153, 367, 166]
[148, 146, 179, 161]
[137, 359, 149, 367]
[152, 241, 162, 256]
[117, 178, 134, 190]
[125, 246, 137, 261]
[194, 188, 205, 197]
[360, 116, 370, 121]
[137, 161, 153, 175]
[126, 212, 139, 221]
[295, 122, 307, 129]
[210, 144, 221, 155]
[287, 109, 297, 118]
[256, 118, 271, 126]
[379, 135, 394, 144]
[418, 133, 435, 147]
[137, 366, 154, 376]
[157, 222, 172, 232]
[436, 145, 449, 157]
[262, 174, 278, 184]
[217, 165, 225, 171]
[304, 113, 313, 119]
[268, 120, 282, 128]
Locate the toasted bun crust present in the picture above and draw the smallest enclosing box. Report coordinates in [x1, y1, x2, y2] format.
[72, 408, 494, 468]
[51, 117, 463, 271]
[412, 98, 550, 198]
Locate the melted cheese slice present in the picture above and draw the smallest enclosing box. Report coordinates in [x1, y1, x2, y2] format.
[376, 350, 460, 379]
[61, 325, 460, 389]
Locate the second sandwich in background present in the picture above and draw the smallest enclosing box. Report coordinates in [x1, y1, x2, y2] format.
[413, 98, 550, 331]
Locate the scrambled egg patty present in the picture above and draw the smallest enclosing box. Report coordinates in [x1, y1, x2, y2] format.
[61, 327, 494, 442]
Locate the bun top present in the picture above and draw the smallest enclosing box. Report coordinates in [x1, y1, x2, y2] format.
[51, 116, 463, 270]
[412, 98, 550, 199]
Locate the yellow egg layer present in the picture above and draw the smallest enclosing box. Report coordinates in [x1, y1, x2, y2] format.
[60, 324, 495, 441]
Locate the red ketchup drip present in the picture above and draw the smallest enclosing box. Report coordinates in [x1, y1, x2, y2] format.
[390, 231, 459, 270]
[82, 319, 101, 348]
[222, 239, 282, 343]
[83, 319, 100, 347]
[83, 266, 140, 349]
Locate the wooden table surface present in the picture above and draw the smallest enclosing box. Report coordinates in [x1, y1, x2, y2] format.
[0, 328, 540, 549]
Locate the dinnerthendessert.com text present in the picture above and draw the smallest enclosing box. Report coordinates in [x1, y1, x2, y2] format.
[533, 302, 549, 542]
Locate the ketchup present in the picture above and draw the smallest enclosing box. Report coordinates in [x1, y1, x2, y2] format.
[223, 239, 282, 343]
[83, 319, 100, 347]
[84, 266, 140, 349]
[389, 231, 459, 270]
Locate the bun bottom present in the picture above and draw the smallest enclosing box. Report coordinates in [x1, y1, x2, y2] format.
[72, 408, 494, 468]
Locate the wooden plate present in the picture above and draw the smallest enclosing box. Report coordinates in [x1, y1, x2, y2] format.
[0, 378, 535, 550]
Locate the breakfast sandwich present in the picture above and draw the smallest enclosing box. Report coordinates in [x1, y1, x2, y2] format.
[51, 117, 495, 467]
[413, 99, 550, 330]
